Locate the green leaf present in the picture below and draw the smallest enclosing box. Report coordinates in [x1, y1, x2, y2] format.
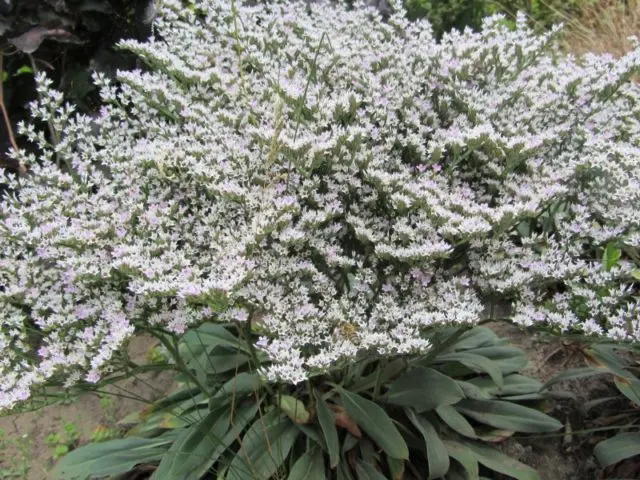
[443, 441, 479, 480]
[288, 446, 325, 480]
[455, 380, 492, 400]
[188, 323, 247, 352]
[465, 347, 528, 375]
[455, 399, 562, 433]
[210, 372, 262, 406]
[337, 454, 356, 480]
[450, 327, 500, 351]
[435, 352, 504, 387]
[387, 456, 405, 480]
[631, 269, 640, 280]
[207, 401, 261, 472]
[465, 441, 540, 480]
[467, 374, 542, 397]
[584, 344, 634, 380]
[278, 395, 311, 424]
[226, 411, 298, 480]
[201, 351, 250, 375]
[14, 65, 33, 76]
[351, 359, 406, 393]
[602, 242, 622, 271]
[314, 389, 340, 468]
[541, 367, 602, 390]
[296, 424, 327, 452]
[385, 366, 464, 412]
[594, 432, 640, 467]
[50, 434, 177, 479]
[406, 409, 449, 479]
[153, 406, 230, 479]
[436, 405, 476, 438]
[355, 460, 388, 480]
[615, 376, 640, 406]
[336, 387, 409, 460]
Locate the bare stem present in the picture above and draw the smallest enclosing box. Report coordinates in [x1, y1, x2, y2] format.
[0, 50, 26, 176]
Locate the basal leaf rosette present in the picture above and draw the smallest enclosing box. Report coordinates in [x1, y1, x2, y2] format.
[2, 0, 640, 411]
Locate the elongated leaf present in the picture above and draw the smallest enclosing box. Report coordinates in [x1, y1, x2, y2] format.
[436, 405, 476, 438]
[584, 344, 633, 379]
[456, 380, 492, 400]
[337, 387, 409, 460]
[50, 434, 177, 479]
[186, 323, 247, 352]
[386, 367, 464, 412]
[153, 406, 230, 479]
[314, 389, 340, 468]
[355, 460, 388, 480]
[465, 346, 527, 375]
[541, 367, 602, 389]
[288, 446, 325, 480]
[387, 456, 405, 480]
[226, 411, 298, 480]
[406, 409, 449, 479]
[201, 352, 250, 374]
[351, 359, 406, 393]
[435, 352, 503, 387]
[450, 327, 500, 351]
[594, 432, 640, 467]
[455, 399, 562, 433]
[337, 454, 356, 480]
[467, 374, 542, 397]
[296, 424, 327, 452]
[207, 401, 261, 472]
[278, 394, 311, 424]
[614, 376, 640, 406]
[211, 372, 262, 406]
[443, 441, 479, 480]
[465, 442, 540, 480]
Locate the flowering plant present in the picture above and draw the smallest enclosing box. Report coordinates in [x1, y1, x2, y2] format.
[2, 0, 640, 476]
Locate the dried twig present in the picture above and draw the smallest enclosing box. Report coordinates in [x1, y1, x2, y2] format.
[0, 49, 26, 176]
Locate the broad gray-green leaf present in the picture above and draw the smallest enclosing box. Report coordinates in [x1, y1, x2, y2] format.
[50, 435, 177, 479]
[152, 406, 230, 479]
[355, 460, 388, 480]
[226, 411, 298, 480]
[406, 409, 449, 479]
[386, 367, 464, 412]
[435, 352, 503, 387]
[615, 376, 640, 406]
[288, 446, 325, 480]
[464, 347, 528, 375]
[444, 441, 479, 479]
[314, 389, 340, 467]
[455, 399, 562, 433]
[451, 327, 500, 351]
[211, 372, 262, 406]
[465, 441, 540, 480]
[337, 387, 409, 459]
[541, 367, 602, 389]
[436, 405, 476, 438]
[278, 394, 311, 424]
[594, 432, 640, 467]
[201, 352, 250, 374]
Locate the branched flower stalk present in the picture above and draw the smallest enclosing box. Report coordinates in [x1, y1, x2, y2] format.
[1, 0, 640, 412]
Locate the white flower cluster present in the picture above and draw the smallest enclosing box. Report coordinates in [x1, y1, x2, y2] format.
[2, 0, 640, 409]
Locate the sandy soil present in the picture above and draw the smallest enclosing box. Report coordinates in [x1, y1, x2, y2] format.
[0, 336, 175, 480]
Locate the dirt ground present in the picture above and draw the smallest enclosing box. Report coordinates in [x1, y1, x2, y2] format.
[0, 324, 632, 480]
[0, 336, 175, 480]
